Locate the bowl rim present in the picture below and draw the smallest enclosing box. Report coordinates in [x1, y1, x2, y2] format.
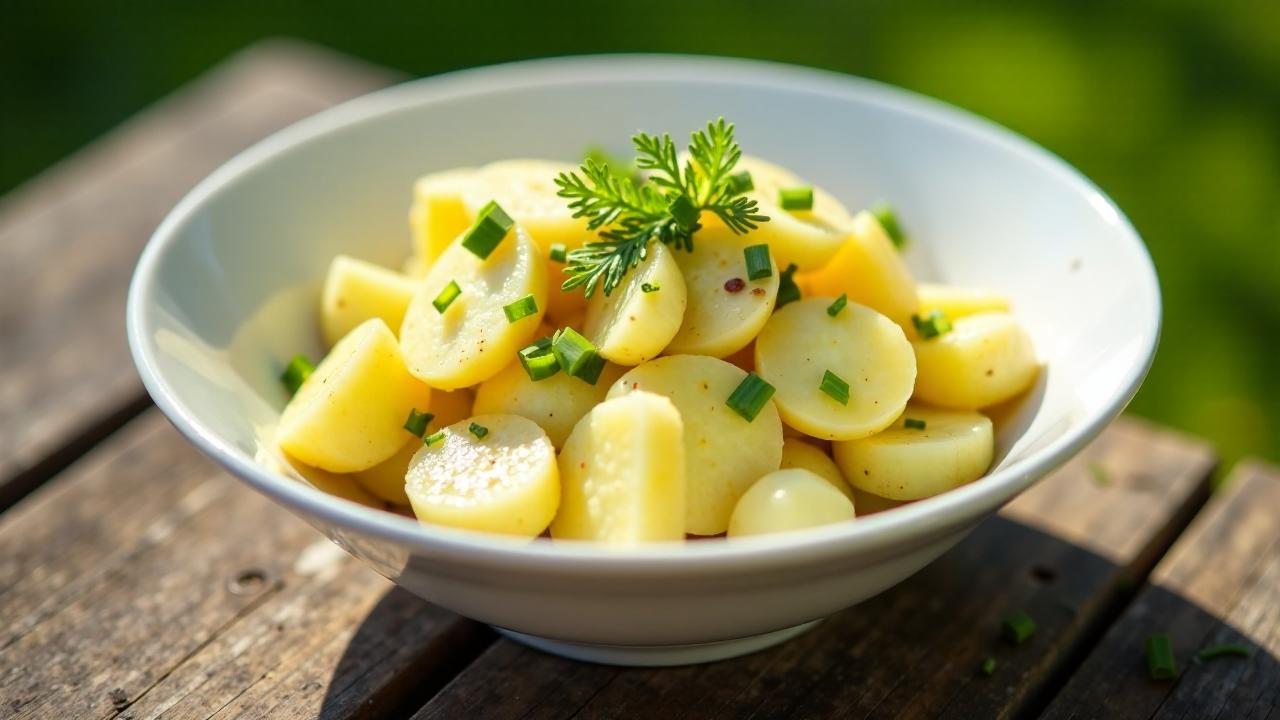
[127, 53, 1160, 574]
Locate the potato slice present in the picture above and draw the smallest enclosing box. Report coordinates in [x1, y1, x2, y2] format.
[801, 210, 920, 327]
[584, 242, 687, 365]
[405, 414, 559, 537]
[472, 359, 625, 448]
[666, 224, 780, 358]
[608, 355, 783, 535]
[917, 283, 1011, 320]
[834, 406, 994, 501]
[400, 225, 546, 389]
[551, 392, 686, 544]
[727, 469, 855, 537]
[912, 311, 1038, 409]
[409, 167, 477, 266]
[755, 298, 916, 441]
[277, 319, 431, 472]
[780, 438, 854, 505]
[320, 255, 418, 347]
[354, 388, 474, 504]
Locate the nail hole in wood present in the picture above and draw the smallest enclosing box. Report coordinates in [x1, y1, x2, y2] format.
[1030, 565, 1057, 584]
[228, 568, 268, 595]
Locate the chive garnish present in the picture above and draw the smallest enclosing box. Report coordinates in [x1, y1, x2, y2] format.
[667, 194, 700, 231]
[1002, 612, 1037, 645]
[518, 337, 560, 382]
[779, 187, 814, 211]
[461, 200, 514, 259]
[280, 354, 315, 396]
[819, 370, 850, 406]
[1146, 634, 1177, 679]
[641, 282, 661, 294]
[551, 327, 605, 385]
[744, 244, 772, 280]
[424, 430, 446, 446]
[979, 657, 997, 676]
[433, 280, 462, 313]
[1196, 643, 1252, 662]
[468, 422, 489, 440]
[728, 170, 754, 194]
[826, 293, 848, 317]
[904, 418, 927, 430]
[775, 263, 801, 309]
[871, 201, 907, 249]
[549, 243, 567, 263]
[503, 294, 539, 323]
[403, 409, 434, 438]
[726, 372, 775, 422]
[912, 310, 953, 339]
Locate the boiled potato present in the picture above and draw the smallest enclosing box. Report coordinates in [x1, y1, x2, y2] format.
[552, 391, 686, 544]
[354, 388, 474, 504]
[666, 224, 780, 358]
[801, 210, 919, 327]
[320, 255, 417, 347]
[851, 487, 907, 515]
[400, 225, 547, 389]
[755, 298, 916, 441]
[780, 438, 854, 505]
[727, 469, 855, 537]
[917, 283, 1010, 320]
[608, 355, 783, 535]
[834, 406, 994, 501]
[406, 414, 559, 537]
[584, 241, 687, 365]
[277, 319, 431, 472]
[912, 311, 1038, 409]
[409, 167, 477, 266]
[281, 455, 383, 507]
[472, 359, 626, 448]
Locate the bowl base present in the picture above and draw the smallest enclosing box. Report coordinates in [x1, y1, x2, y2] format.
[493, 619, 824, 666]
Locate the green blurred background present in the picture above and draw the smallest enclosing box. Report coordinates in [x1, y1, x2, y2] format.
[3, 1, 1277, 469]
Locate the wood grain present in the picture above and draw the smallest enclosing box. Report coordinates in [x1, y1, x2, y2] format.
[1040, 459, 1280, 720]
[412, 417, 1215, 720]
[0, 39, 396, 510]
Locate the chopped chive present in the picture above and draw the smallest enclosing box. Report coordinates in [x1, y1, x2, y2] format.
[576, 353, 607, 385]
[403, 409, 434, 438]
[726, 372, 775, 422]
[871, 201, 907, 249]
[1146, 634, 1177, 680]
[503, 294, 539, 323]
[423, 429, 446, 446]
[912, 310, 953, 339]
[819, 370, 850, 405]
[668, 194, 700, 230]
[280, 354, 315, 396]
[1002, 612, 1037, 645]
[461, 200, 514, 259]
[549, 243, 567, 263]
[641, 282, 661, 294]
[826, 293, 848, 317]
[551, 327, 604, 384]
[1196, 643, 1252, 662]
[433, 280, 462, 313]
[779, 186, 814, 211]
[979, 657, 997, 676]
[904, 417, 927, 430]
[518, 337, 560, 382]
[728, 170, 754, 193]
[743, 244, 772, 280]
[468, 422, 489, 440]
[775, 263, 801, 309]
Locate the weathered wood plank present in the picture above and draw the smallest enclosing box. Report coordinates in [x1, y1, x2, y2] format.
[0, 39, 397, 510]
[0, 412, 489, 720]
[412, 417, 1215, 720]
[1040, 459, 1280, 720]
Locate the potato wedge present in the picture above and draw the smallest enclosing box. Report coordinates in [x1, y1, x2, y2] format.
[355, 388, 474, 504]
[320, 255, 417, 347]
[780, 438, 854, 505]
[801, 210, 919, 326]
[472, 359, 625, 448]
[728, 469, 855, 537]
[584, 241, 687, 365]
[917, 283, 1011, 320]
[912, 311, 1038, 409]
[409, 167, 476, 266]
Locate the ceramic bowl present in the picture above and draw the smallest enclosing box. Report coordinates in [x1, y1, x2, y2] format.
[127, 55, 1158, 666]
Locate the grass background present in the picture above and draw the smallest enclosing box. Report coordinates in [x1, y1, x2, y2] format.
[4, 0, 1277, 470]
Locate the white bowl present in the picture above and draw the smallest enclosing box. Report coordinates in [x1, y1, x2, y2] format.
[127, 55, 1158, 666]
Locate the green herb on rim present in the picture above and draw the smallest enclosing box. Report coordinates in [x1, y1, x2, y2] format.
[779, 186, 814, 211]
[819, 370, 850, 406]
[826, 293, 848, 317]
[461, 200, 514, 259]
[871, 201, 907, 249]
[432, 280, 462, 313]
[912, 310, 953, 339]
[468, 422, 490, 440]
[280, 354, 315, 396]
[1002, 612, 1037, 645]
[503, 294, 539, 323]
[726, 372, 775, 422]
[403, 409, 434, 438]
[904, 418, 927, 430]
[518, 337, 560, 382]
[743, 244, 772, 280]
[776, 263, 801, 309]
[1146, 634, 1177, 679]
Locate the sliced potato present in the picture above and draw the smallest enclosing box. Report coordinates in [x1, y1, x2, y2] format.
[801, 210, 919, 327]
[834, 406, 994, 501]
[780, 438, 854, 505]
[406, 414, 559, 537]
[912, 312, 1038, 409]
[281, 454, 383, 507]
[320, 255, 418, 347]
[354, 388, 474, 504]
[666, 224, 779, 358]
[552, 392, 686, 544]
[917, 283, 1011, 320]
[472, 359, 625, 448]
[584, 242, 687, 365]
[755, 298, 916, 441]
[409, 167, 476, 266]
[608, 355, 783, 535]
[851, 487, 907, 515]
[277, 319, 431, 472]
[400, 225, 547, 389]
[727, 469, 855, 537]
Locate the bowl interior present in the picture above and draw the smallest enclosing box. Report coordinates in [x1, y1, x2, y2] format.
[128, 55, 1157, 559]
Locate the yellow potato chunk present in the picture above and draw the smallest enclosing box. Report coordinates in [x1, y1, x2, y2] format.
[406, 414, 559, 537]
[472, 359, 626, 448]
[277, 319, 432, 472]
[410, 167, 476, 266]
[912, 312, 1038, 409]
[780, 438, 854, 505]
[727, 469, 855, 537]
[917, 283, 1011, 320]
[801, 211, 920, 327]
[608, 355, 783, 535]
[584, 242, 687, 365]
[755, 298, 916, 441]
[354, 388, 474, 504]
[666, 225, 780, 358]
[551, 392, 686, 544]
[400, 225, 547, 389]
[834, 406, 994, 501]
[320, 255, 418, 347]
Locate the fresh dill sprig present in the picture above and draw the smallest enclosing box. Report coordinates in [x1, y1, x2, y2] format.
[555, 118, 769, 296]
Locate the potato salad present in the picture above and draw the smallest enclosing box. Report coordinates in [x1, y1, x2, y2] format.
[276, 119, 1038, 545]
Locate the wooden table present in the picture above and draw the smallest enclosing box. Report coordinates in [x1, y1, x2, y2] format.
[2, 40, 1276, 720]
